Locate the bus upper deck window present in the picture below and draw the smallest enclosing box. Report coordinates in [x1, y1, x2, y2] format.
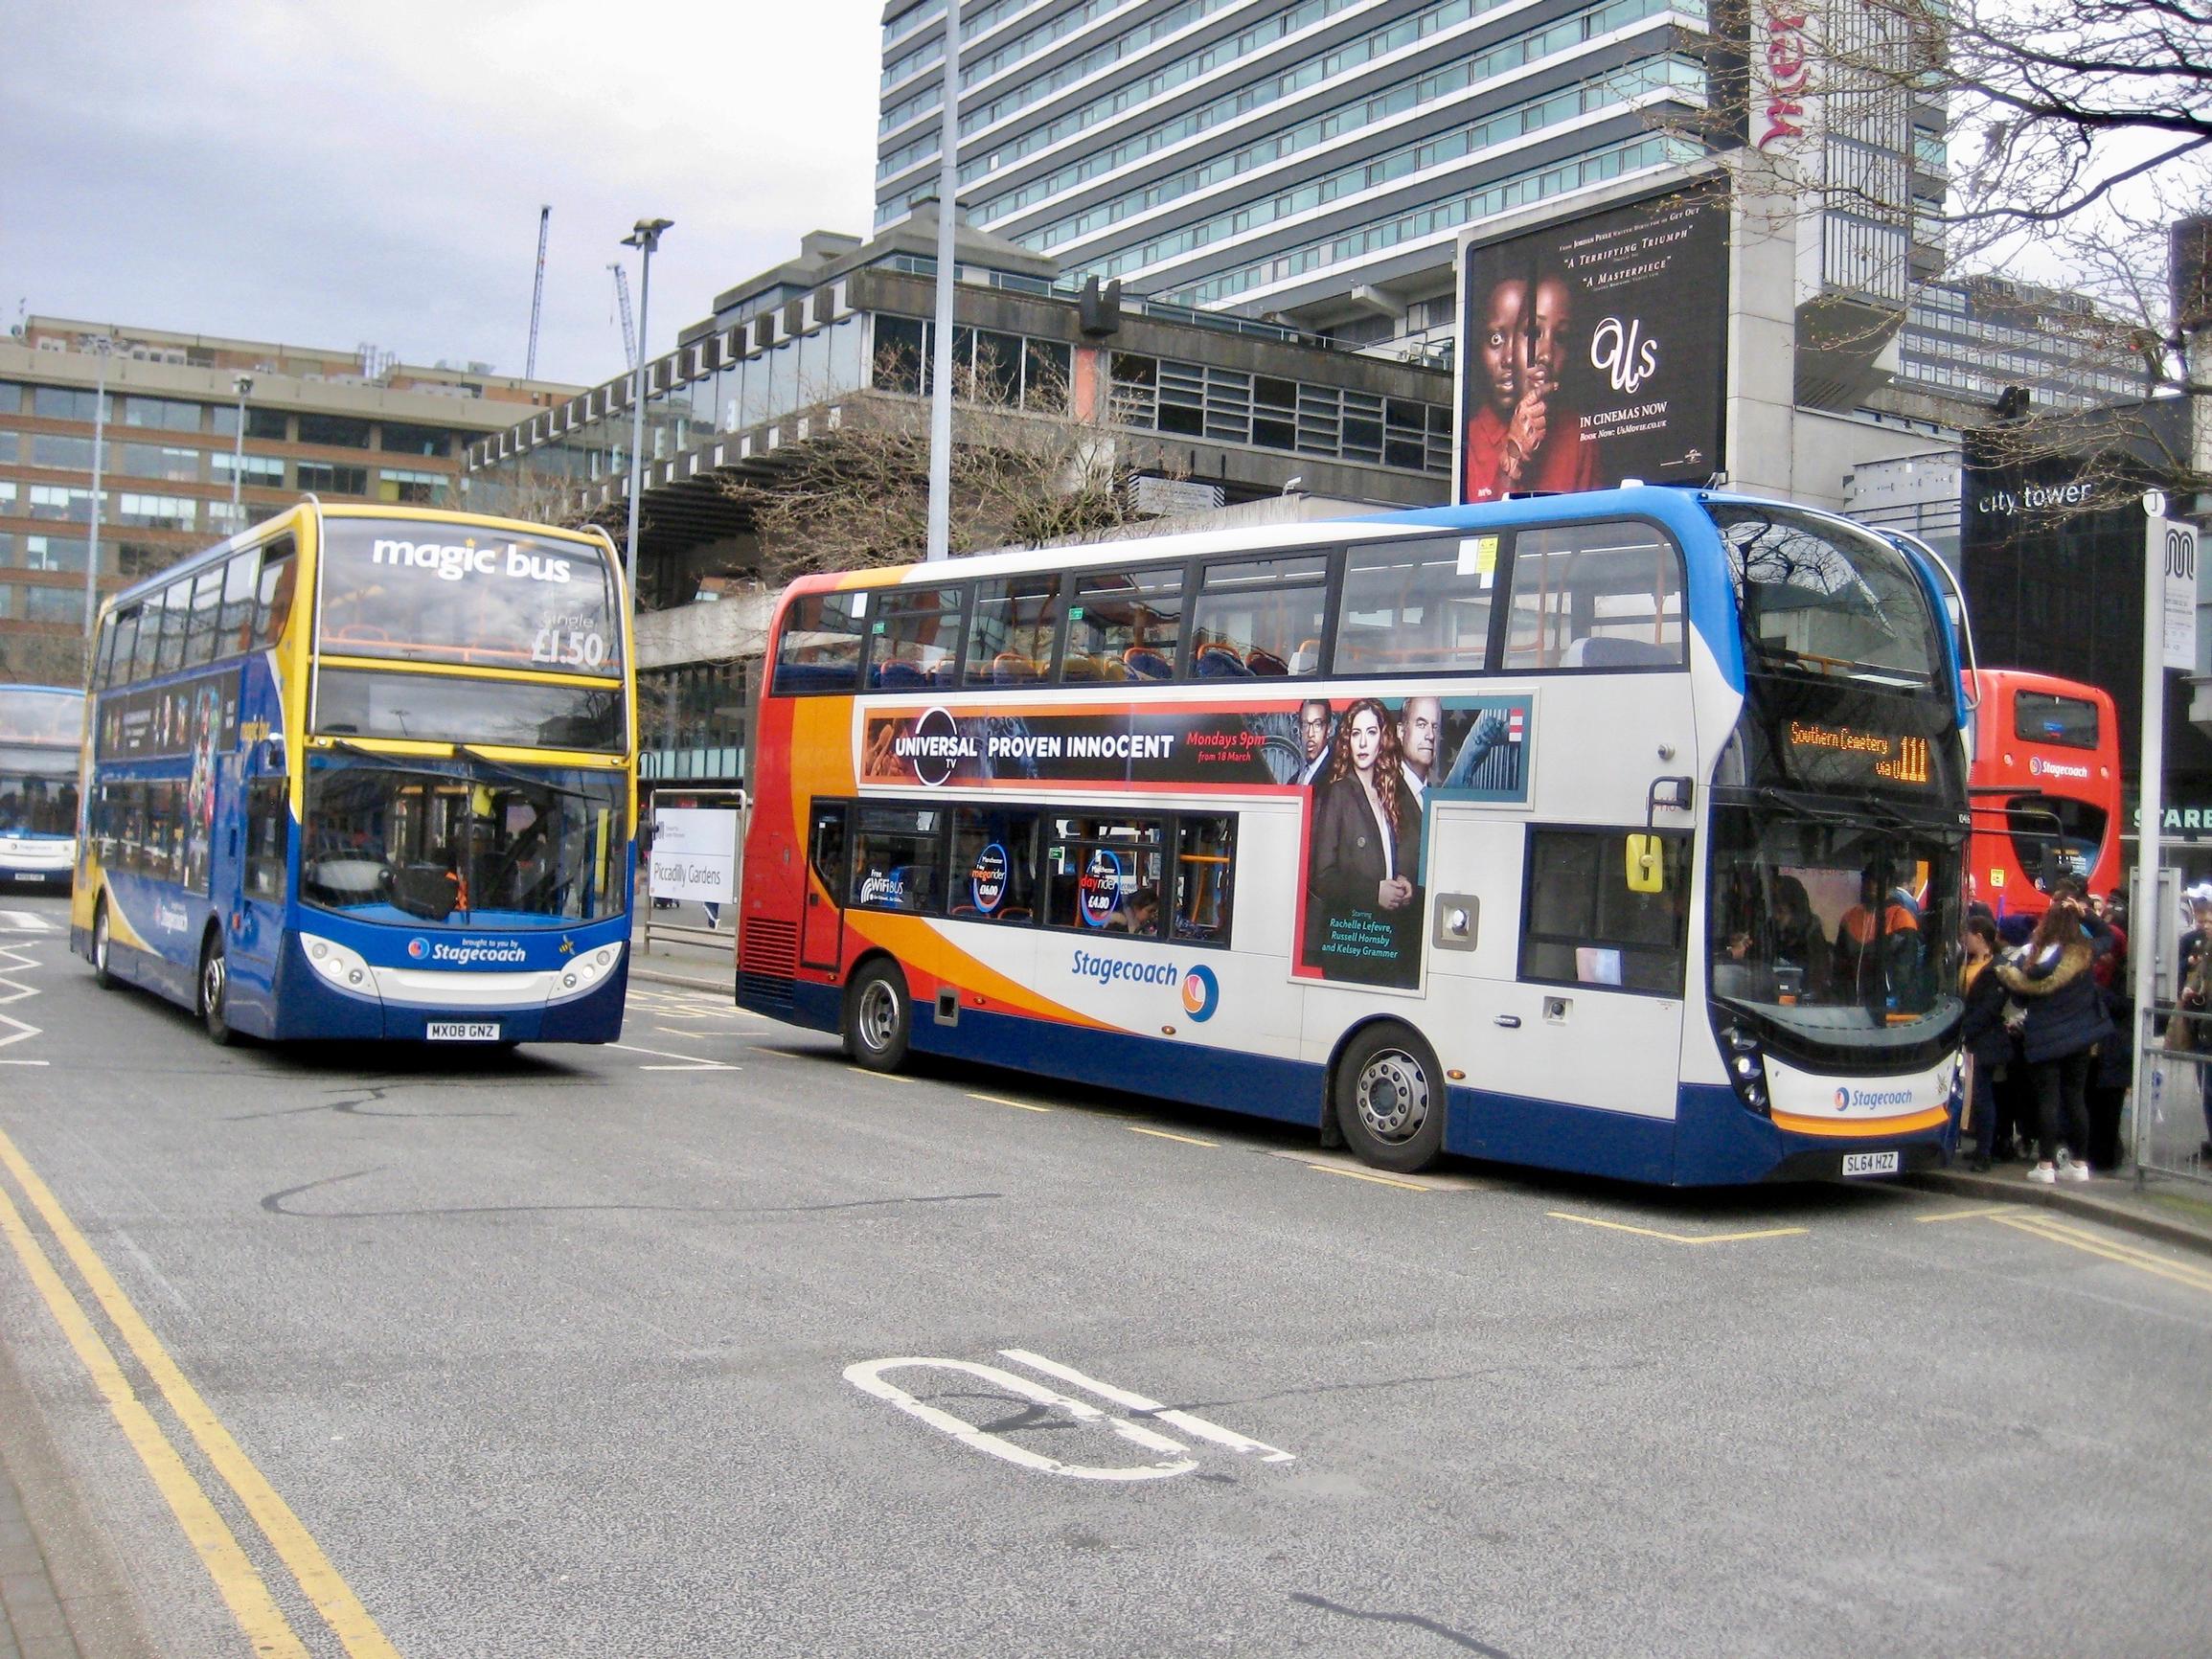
[255, 540, 297, 647]
[1065, 567, 1180, 683]
[1333, 537, 1494, 675]
[1503, 521, 1685, 671]
[966, 577, 1059, 686]
[866, 585, 964, 690]
[1191, 556, 1326, 678]
[771, 591, 867, 693]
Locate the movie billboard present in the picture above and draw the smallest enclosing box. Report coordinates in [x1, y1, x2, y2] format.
[1457, 181, 1729, 505]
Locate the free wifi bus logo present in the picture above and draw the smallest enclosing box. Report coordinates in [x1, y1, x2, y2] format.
[1181, 965, 1220, 1023]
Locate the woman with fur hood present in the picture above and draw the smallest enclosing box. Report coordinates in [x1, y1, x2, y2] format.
[1995, 880, 2113, 1184]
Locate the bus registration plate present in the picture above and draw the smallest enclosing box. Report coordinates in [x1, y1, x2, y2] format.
[427, 1022, 502, 1042]
[1841, 1150, 1900, 1177]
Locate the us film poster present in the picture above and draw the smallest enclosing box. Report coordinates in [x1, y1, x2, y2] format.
[1457, 180, 1730, 506]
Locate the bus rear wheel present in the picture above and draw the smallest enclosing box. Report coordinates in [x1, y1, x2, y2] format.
[844, 961, 911, 1071]
[91, 897, 116, 989]
[199, 934, 236, 1047]
[1334, 1023, 1447, 1173]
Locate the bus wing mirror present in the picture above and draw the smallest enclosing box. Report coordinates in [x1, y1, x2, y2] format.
[1625, 833, 1666, 895]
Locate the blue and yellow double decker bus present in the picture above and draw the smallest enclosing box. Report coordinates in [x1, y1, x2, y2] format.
[0, 684, 85, 890]
[71, 502, 636, 1045]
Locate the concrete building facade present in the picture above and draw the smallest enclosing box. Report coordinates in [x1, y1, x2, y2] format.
[0, 317, 578, 677]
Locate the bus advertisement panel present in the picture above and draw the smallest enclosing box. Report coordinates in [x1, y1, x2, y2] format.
[1964, 670, 2121, 916]
[71, 504, 636, 1046]
[738, 489, 1971, 1187]
[0, 684, 85, 889]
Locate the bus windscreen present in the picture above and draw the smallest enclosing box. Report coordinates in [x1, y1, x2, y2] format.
[316, 519, 623, 675]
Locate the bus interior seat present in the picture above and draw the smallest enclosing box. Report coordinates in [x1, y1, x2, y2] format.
[878, 658, 928, 690]
[1124, 648, 1173, 680]
[1245, 648, 1288, 676]
[1097, 656, 1131, 681]
[1061, 653, 1102, 681]
[1196, 647, 1252, 678]
[993, 652, 1040, 684]
[1561, 635, 1679, 669]
[1289, 638, 1322, 674]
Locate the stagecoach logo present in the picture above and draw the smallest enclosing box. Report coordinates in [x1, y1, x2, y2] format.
[1068, 949, 1222, 1024]
[417, 937, 528, 966]
[407, 937, 428, 960]
[1181, 965, 1220, 1023]
[1835, 1084, 1917, 1112]
[2029, 756, 2091, 781]
[897, 707, 979, 787]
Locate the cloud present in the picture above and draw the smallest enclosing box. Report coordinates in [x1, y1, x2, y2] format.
[0, 0, 881, 386]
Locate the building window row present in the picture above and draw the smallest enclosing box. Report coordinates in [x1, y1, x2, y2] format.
[1060, 54, 1701, 283]
[0, 383, 455, 454]
[971, 0, 1686, 231]
[1167, 133, 1678, 307]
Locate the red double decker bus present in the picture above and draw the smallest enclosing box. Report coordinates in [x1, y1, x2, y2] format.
[1965, 669, 2121, 917]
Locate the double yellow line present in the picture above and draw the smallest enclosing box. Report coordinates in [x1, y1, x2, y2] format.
[0, 1125, 399, 1657]
[1918, 1202, 2212, 1296]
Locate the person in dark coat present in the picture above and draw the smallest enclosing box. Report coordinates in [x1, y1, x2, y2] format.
[1957, 915, 2010, 1170]
[2086, 921, 2132, 1170]
[1995, 881, 2114, 1182]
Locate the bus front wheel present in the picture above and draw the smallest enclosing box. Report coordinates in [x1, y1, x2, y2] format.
[1334, 1023, 1447, 1173]
[91, 898, 116, 989]
[844, 961, 911, 1071]
[199, 933, 236, 1047]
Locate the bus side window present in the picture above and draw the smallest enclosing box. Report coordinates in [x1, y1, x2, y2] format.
[255, 540, 298, 648]
[220, 549, 262, 657]
[966, 576, 1060, 685]
[772, 591, 869, 693]
[155, 581, 193, 675]
[1172, 815, 1234, 942]
[245, 779, 289, 899]
[130, 598, 162, 680]
[1519, 827, 1690, 994]
[1189, 556, 1327, 678]
[949, 807, 1039, 921]
[1333, 537, 1493, 675]
[849, 804, 945, 913]
[185, 566, 224, 668]
[809, 803, 849, 900]
[1503, 521, 1685, 670]
[866, 585, 965, 690]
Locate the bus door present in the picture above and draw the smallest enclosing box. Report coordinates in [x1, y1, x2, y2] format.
[1422, 808, 1684, 1128]
[801, 801, 848, 971]
[230, 761, 289, 997]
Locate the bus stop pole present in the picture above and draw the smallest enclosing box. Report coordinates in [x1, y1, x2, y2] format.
[2132, 493, 2169, 1186]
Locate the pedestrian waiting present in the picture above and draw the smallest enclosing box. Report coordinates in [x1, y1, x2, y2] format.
[1995, 880, 2115, 1184]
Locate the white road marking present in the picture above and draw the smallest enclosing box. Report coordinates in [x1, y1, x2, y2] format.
[844, 1349, 1295, 1480]
[0, 911, 53, 932]
[606, 1042, 738, 1072]
[843, 1357, 1196, 1482]
[0, 941, 43, 1053]
[1000, 1350, 1296, 1464]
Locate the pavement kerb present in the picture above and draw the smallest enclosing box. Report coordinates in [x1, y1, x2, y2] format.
[1904, 1170, 2212, 1259]
[631, 966, 730, 993]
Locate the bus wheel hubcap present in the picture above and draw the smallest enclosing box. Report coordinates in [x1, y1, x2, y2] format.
[95, 914, 107, 966]
[1356, 1050, 1428, 1142]
[204, 954, 223, 1014]
[858, 982, 897, 1052]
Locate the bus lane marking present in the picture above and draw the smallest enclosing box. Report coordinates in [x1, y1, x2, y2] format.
[1128, 1125, 1216, 1148]
[0, 910, 53, 931]
[969, 1091, 1051, 1113]
[0, 1125, 402, 1658]
[1547, 1210, 1809, 1245]
[844, 1349, 1293, 1480]
[848, 1066, 917, 1084]
[0, 940, 46, 1054]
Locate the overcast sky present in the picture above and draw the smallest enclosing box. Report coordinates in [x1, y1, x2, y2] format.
[0, 1, 885, 388]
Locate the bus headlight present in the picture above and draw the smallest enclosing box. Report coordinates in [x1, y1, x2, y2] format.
[1721, 1022, 1771, 1117]
[299, 933, 378, 1001]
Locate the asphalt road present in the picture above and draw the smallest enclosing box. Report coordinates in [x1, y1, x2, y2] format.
[1, 890, 2208, 1659]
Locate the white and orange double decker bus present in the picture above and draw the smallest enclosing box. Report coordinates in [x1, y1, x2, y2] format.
[738, 488, 1973, 1185]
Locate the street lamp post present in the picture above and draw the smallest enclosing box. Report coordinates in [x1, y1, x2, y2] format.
[81, 337, 110, 645]
[926, 1, 961, 563]
[621, 217, 673, 610]
[230, 375, 253, 517]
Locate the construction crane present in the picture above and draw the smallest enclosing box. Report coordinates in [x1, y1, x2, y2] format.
[524, 206, 550, 380]
[608, 262, 637, 370]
